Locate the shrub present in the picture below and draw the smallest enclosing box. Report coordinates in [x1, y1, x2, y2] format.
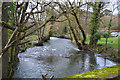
[101, 32, 110, 38]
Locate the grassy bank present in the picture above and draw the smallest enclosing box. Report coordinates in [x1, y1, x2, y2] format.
[66, 34, 119, 62]
[83, 35, 118, 48]
[97, 37, 118, 48]
[65, 34, 118, 48]
[64, 64, 120, 79]
[87, 36, 119, 62]
[93, 37, 119, 62]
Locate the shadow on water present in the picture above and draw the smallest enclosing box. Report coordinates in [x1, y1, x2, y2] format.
[13, 37, 118, 78]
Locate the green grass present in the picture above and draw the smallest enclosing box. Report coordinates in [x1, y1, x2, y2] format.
[65, 34, 118, 48]
[65, 34, 71, 38]
[64, 64, 120, 78]
[85, 35, 118, 48]
[98, 37, 118, 48]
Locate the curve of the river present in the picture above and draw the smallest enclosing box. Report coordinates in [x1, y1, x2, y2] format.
[13, 37, 118, 78]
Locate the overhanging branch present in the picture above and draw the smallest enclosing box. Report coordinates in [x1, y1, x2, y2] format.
[0, 22, 15, 30]
[0, 21, 37, 32]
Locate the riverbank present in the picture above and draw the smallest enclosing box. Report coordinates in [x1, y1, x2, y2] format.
[64, 34, 119, 63]
[91, 37, 119, 63]
[64, 64, 120, 79]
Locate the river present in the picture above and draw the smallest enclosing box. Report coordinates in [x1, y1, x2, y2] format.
[13, 37, 118, 78]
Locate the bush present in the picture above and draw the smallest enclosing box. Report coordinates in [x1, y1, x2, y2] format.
[90, 32, 101, 45]
[101, 32, 110, 38]
[93, 32, 101, 42]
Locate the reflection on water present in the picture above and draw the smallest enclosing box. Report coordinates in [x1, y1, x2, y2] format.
[88, 52, 97, 70]
[13, 37, 118, 78]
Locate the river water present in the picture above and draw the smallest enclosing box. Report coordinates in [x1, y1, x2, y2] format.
[13, 37, 118, 78]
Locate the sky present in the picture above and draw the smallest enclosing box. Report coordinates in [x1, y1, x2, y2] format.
[62, 0, 118, 15]
[12, 0, 119, 15]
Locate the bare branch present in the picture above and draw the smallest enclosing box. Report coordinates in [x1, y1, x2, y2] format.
[20, 2, 29, 24]
[25, 2, 52, 15]
[17, 2, 24, 8]
[16, 40, 30, 46]
[54, 2, 87, 15]
[25, 10, 45, 15]
[2, 16, 52, 54]
[0, 22, 36, 32]
[37, 2, 52, 7]
[22, 23, 36, 32]
[0, 22, 16, 30]
[5, 27, 19, 49]
[22, 2, 38, 26]
[50, 18, 67, 22]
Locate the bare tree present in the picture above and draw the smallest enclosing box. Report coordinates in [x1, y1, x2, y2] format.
[0, 1, 67, 78]
[105, 2, 119, 50]
[67, 0, 87, 46]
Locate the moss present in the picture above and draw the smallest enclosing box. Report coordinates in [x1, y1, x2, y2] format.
[64, 64, 120, 78]
[8, 69, 13, 79]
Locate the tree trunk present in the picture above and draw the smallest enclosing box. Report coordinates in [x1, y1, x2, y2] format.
[67, 16, 82, 50]
[0, 2, 9, 79]
[105, 37, 108, 51]
[72, 11, 86, 45]
[68, 1, 86, 46]
[89, 37, 94, 48]
[89, 2, 102, 48]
